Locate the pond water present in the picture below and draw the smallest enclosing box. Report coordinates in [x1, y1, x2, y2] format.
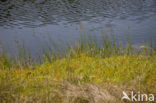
[0, 0, 156, 57]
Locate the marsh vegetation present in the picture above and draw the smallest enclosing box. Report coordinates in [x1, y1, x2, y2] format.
[0, 0, 156, 103]
[0, 32, 156, 103]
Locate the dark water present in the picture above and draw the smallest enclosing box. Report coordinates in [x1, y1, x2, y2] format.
[0, 0, 156, 57]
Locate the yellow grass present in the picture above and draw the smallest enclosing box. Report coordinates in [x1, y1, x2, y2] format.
[0, 53, 156, 103]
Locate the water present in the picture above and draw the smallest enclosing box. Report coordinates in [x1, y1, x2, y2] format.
[0, 0, 156, 57]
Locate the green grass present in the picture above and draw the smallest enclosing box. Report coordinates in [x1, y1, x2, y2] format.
[0, 31, 156, 103]
[0, 53, 156, 103]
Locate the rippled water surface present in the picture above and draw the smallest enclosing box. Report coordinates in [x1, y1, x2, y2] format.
[0, 0, 156, 56]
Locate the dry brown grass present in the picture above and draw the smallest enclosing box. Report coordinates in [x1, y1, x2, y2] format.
[59, 82, 117, 103]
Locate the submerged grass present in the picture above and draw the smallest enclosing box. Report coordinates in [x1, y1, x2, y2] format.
[0, 29, 156, 103]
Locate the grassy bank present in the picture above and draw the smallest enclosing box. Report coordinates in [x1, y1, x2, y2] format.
[0, 33, 156, 103]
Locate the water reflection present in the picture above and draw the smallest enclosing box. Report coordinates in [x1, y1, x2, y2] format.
[0, 0, 156, 58]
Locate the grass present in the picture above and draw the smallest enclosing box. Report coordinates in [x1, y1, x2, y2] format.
[0, 30, 156, 103]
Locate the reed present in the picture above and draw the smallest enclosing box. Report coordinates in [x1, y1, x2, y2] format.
[0, 29, 156, 103]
